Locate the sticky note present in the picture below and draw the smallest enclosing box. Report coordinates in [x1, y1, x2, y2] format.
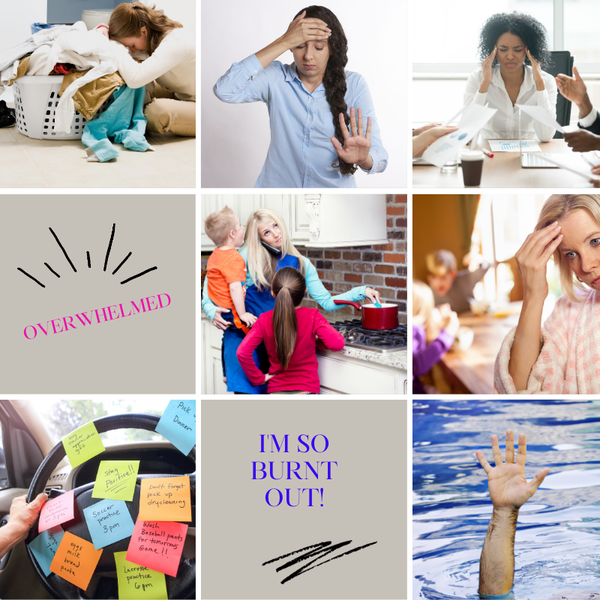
[28, 526, 65, 576]
[126, 519, 188, 577]
[50, 531, 103, 591]
[155, 400, 196, 455]
[83, 499, 135, 550]
[39, 490, 74, 533]
[115, 551, 168, 599]
[92, 460, 140, 502]
[139, 476, 191, 522]
[62, 422, 105, 468]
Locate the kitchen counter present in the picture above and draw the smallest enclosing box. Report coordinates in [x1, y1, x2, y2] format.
[319, 345, 407, 370]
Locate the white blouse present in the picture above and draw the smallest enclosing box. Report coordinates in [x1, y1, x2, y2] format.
[464, 64, 557, 142]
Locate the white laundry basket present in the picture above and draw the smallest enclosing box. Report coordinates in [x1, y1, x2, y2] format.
[13, 75, 99, 140]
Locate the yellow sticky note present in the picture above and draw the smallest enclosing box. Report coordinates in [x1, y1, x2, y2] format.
[114, 551, 167, 600]
[92, 461, 140, 502]
[62, 422, 105, 468]
[139, 476, 191, 522]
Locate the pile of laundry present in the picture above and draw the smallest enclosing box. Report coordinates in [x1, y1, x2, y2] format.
[0, 22, 153, 162]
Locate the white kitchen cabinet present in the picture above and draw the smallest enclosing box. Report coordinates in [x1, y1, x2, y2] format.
[317, 353, 405, 395]
[201, 194, 386, 251]
[201, 318, 230, 395]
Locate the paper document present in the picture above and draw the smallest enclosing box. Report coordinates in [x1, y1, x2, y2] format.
[534, 153, 600, 182]
[489, 140, 541, 152]
[422, 104, 497, 168]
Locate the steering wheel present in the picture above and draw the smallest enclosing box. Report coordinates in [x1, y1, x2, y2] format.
[25, 414, 196, 599]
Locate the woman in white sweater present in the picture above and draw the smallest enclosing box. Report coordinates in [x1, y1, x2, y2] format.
[107, 3, 195, 136]
[464, 12, 557, 142]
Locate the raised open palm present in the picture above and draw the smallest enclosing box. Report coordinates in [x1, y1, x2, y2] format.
[476, 430, 549, 509]
[330, 106, 371, 166]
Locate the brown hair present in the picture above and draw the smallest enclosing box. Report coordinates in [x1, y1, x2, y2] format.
[536, 194, 600, 302]
[109, 2, 182, 54]
[425, 250, 457, 276]
[204, 206, 238, 247]
[272, 267, 306, 370]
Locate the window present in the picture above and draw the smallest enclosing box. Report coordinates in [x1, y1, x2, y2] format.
[412, 0, 600, 125]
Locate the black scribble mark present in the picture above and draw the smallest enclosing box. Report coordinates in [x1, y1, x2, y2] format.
[103, 223, 116, 272]
[49, 227, 77, 272]
[17, 268, 45, 288]
[87, 251, 91, 268]
[112, 252, 132, 275]
[44, 263, 60, 278]
[263, 539, 377, 584]
[120, 266, 157, 285]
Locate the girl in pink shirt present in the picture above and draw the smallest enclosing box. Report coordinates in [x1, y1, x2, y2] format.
[237, 267, 344, 394]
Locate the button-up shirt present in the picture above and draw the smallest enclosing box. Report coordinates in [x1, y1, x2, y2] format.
[214, 54, 387, 188]
[464, 65, 557, 141]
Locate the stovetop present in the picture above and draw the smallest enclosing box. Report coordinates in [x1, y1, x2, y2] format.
[330, 319, 407, 353]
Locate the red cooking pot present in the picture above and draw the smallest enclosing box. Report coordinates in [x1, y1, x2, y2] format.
[333, 300, 399, 330]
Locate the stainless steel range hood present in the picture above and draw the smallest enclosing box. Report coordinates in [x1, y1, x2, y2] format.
[302, 194, 388, 248]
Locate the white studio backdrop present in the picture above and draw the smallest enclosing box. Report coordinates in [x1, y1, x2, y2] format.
[201, 0, 407, 189]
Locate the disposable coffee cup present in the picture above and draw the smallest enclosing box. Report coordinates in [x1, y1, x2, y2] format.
[460, 150, 484, 186]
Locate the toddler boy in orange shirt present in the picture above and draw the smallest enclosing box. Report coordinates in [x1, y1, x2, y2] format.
[204, 206, 257, 334]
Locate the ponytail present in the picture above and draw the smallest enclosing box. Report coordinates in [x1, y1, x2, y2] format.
[271, 267, 306, 370]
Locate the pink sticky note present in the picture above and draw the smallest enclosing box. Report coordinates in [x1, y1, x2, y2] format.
[39, 491, 75, 533]
[126, 519, 188, 577]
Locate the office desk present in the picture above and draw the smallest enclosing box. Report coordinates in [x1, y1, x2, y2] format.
[438, 305, 520, 395]
[413, 140, 597, 188]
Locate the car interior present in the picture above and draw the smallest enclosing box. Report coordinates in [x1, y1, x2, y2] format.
[0, 400, 195, 599]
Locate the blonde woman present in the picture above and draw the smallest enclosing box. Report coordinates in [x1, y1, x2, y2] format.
[202, 208, 381, 393]
[496, 194, 600, 393]
[104, 3, 195, 136]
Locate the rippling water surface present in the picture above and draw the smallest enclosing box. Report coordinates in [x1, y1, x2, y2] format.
[413, 400, 600, 600]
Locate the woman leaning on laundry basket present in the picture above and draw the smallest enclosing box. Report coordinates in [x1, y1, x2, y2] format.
[98, 3, 195, 136]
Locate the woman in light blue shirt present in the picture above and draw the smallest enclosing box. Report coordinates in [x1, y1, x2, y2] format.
[214, 5, 388, 188]
[202, 208, 381, 393]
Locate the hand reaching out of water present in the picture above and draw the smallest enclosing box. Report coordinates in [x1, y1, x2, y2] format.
[476, 430, 549, 509]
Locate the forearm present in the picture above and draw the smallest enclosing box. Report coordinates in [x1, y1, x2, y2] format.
[508, 298, 544, 391]
[577, 94, 594, 120]
[229, 283, 247, 317]
[479, 507, 519, 596]
[255, 37, 289, 69]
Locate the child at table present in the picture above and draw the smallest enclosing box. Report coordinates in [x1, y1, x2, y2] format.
[426, 249, 490, 313]
[204, 206, 258, 381]
[413, 280, 459, 394]
[236, 267, 344, 394]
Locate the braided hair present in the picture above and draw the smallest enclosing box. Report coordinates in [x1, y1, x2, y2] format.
[294, 6, 356, 175]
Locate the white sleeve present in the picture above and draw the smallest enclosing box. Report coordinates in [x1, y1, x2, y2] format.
[464, 69, 487, 107]
[533, 71, 558, 142]
[113, 31, 190, 89]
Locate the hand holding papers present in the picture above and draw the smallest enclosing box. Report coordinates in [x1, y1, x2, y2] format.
[422, 104, 497, 168]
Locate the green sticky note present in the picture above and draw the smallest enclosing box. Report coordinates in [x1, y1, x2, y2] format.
[92, 461, 140, 502]
[62, 422, 105, 468]
[115, 551, 168, 600]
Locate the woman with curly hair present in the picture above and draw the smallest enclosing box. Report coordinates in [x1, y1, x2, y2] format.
[104, 3, 196, 136]
[464, 12, 557, 142]
[213, 6, 387, 188]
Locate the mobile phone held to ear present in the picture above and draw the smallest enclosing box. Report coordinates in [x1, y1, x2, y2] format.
[261, 240, 282, 256]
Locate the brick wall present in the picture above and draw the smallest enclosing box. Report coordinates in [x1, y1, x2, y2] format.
[298, 194, 407, 324]
[201, 195, 408, 324]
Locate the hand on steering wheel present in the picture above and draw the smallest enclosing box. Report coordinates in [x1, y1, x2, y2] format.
[25, 413, 196, 600]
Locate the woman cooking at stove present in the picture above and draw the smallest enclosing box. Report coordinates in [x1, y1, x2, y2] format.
[202, 208, 381, 394]
[464, 12, 557, 142]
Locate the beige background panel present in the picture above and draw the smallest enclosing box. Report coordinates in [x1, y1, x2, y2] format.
[0, 195, 195, 393]
[202, 399, 407, 599]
